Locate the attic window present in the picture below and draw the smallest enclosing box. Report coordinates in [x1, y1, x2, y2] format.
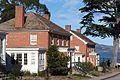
[30, 34, 37, 45]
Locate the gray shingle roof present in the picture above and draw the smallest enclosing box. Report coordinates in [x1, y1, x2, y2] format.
[0, 12, 70, 36]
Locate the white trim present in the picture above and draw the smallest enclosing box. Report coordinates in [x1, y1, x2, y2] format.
[70, 31, 87, 44]
[6, 48, 40, 51]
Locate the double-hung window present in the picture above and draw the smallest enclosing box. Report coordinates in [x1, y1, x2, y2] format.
[30, 34, 37, 45]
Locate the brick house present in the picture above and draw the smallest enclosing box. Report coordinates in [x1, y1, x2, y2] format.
[65, 25, 99, 66]
[0, 6, 71, 73]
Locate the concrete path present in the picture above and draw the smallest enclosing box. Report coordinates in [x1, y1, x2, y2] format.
[89, 72, 120, 80]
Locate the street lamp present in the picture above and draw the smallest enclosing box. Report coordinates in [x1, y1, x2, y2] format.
[67, 48, 75, 74]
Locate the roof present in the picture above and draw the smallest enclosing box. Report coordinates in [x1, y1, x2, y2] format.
[71, 30, 96, 45]
[0, 12, 70, 36]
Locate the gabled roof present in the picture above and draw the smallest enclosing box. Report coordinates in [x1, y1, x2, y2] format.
[0, 12, 70, 36]
[71, 30, 96, 45]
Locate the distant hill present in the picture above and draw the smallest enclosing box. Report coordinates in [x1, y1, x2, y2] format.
[95, 44, 120, 53]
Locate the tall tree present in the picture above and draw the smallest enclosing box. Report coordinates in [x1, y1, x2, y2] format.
[80, 0, 120, 67]
[0, 0, 48, 23]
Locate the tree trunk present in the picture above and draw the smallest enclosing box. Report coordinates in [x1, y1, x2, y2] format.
[111, 35, 119, 68]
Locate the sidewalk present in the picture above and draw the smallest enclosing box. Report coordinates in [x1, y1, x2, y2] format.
[89, 71, 120, 80]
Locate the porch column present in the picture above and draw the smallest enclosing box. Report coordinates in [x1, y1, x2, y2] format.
[2, 37, 6, 65]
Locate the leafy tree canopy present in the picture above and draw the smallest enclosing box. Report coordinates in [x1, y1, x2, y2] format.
[0, 0, 48, 23]
[80, 0, 120, 67]
[80, 0, 120, 38]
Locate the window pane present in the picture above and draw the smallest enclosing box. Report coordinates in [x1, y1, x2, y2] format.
[16, 54, 22, 64]
[30, 35, 37, 45]
[24, 53, 27, 65]
[11, 53, 15, 64]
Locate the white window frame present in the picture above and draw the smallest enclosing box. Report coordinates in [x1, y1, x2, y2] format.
[66, 40, 69, 46]
[75, 46, 79, 51]
[31, 53, 35, 65]
[62, 40, 64, 46]
[30, 34, 37, 45]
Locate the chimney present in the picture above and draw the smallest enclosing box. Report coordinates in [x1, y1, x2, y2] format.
[43, 11, 51, 20]
[15, 6, 24, 28]
[65, 25, 71, 32]
[76, 29, 81, 33]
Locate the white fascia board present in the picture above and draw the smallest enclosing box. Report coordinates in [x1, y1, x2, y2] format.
[6, 48, 40, 51]
[70, 31, 87, 44]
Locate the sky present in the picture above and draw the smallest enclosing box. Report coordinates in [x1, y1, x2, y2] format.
[41, 0, 113, 46]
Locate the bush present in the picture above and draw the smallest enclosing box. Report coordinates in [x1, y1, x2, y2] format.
[76, 62, 94, 73]
[38, 71, 45, 77]
[23, 71, 31, 76]
[8, 73, 17, 80]
[31, 73, 37, 76]
[47, 45, 69, 75]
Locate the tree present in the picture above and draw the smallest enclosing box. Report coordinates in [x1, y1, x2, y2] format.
[47, 45, 68, 75]
[80, 0, 120, 68]
[0, 0, 48, 23]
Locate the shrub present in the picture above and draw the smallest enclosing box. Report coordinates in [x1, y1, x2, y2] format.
[76, 62, 94, 73]
[23, 71, 31, 76]
[38, 71, 45, 77]
[47, 45, 69, 75]
[31, 73, 37, 76]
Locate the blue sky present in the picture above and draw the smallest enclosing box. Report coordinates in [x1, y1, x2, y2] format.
[41, 0, 113, 45]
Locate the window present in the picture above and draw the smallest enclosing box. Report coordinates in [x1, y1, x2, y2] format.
[30, 34, 37, 45]
[66, 40, 69, 46]
[16, 54, 22, 64]
[24, 53, 27, 65]
[57, 39, 59, 46]
[51, 38, 54, 45]
[78, 57, 80, 62]
[75, 46, 79, 51]
[11, 53, 15, 64]
[62, 40, 64, 46]
[31, 53, 35, 65]
[39, 53, 44, 65]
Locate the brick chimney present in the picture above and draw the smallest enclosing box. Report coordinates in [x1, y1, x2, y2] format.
[76, 29, 81, 33]
[43, 11, 51, 20]
[65, 25, 71, 32]
[15, 6, 24, 28]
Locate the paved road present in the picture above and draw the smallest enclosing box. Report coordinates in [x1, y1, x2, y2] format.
[105, 74, 120, 80]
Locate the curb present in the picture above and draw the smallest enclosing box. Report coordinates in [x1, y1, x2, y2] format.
[101, 72, 120, 80]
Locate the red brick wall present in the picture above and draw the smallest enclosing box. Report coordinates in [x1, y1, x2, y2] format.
[6, 32, 49, 48]
[70, 35, 87, 55]
[89, 55, 97, 66]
